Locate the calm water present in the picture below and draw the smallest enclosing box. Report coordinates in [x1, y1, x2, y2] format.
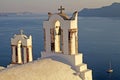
[0, 15, 120, 80]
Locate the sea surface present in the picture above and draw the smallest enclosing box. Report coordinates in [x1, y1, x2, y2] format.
[0, 15, 120, 80]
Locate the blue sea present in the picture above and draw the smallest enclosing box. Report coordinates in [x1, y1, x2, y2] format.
[0, 15, 120, 80]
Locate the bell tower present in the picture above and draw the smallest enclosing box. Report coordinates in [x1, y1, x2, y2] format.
[41, 6, 92, 80]
[11, 30, 33, 64]
[43, 6, 78, 55]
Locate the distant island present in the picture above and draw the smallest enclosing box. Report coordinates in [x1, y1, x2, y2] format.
[0, 12, 36, 17]
[79, 2, 120, 17]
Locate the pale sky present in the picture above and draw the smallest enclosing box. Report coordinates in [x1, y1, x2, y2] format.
[0, 0, 120, 13]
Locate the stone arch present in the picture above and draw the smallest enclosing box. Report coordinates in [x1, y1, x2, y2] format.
[54, 20, 61, 35]
[54, 20, 63, 53]
[49, 15, 64, 29]
[50, 19, 63, 53]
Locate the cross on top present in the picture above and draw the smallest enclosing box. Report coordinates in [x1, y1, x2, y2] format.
[58, 6, 65, 14]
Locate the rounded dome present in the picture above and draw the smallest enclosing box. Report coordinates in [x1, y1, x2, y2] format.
[0, 59, 81, 80]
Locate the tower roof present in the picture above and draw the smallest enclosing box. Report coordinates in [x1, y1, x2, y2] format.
[57, 13, 69, 20]
[12, 30, 29, 39]
[48, 6, 78, 20]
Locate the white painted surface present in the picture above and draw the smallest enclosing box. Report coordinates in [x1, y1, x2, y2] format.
[11, 32, 33, 64]
[11, 46, 16, 63]
[42, 11, 92, 80]
[0, 59, 82, 80]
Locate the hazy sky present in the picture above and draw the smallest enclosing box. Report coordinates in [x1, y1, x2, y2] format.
[0, 0, 120, 13]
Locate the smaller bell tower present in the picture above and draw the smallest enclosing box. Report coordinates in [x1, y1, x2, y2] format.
[11, 30, 33, 64]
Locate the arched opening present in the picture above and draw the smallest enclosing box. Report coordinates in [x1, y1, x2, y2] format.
[54, 20, 63, 53]
[50, 20, 63, 53]
[26, 47, 29, 62]
[17, 40, 24, 63]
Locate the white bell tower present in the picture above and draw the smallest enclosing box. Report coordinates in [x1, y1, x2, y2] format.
[43, 6, 78, 55]
[41, 6, 92, 80]
[11, 30, 33, 64]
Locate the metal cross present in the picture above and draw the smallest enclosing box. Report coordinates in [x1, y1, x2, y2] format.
[58, 6, 65, 14]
